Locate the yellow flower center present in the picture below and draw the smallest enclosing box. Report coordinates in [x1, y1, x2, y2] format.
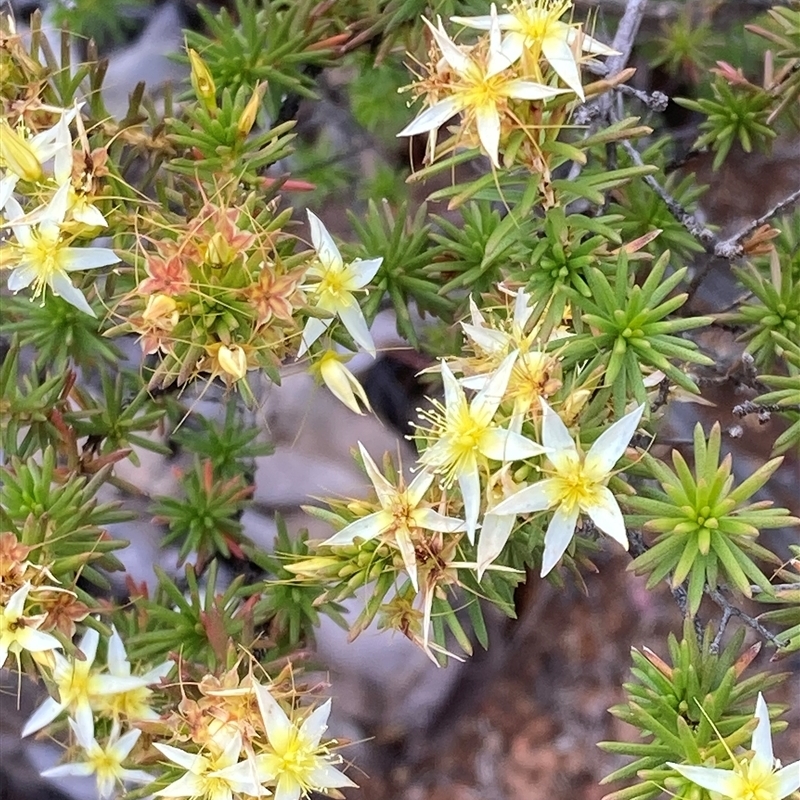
[274, 731, 321, 791]
[316, 265, 356, 302]
[727, 760, 781, 800]
[549, 452, 603, 514]
[88, 748, 122, 782]
[24, 230, 64, 297]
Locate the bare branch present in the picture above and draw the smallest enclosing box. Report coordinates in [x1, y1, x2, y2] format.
[706, 587, 787, 649]
[714, 187, 800, 259]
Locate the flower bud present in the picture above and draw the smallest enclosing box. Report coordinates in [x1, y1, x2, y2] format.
[217, 344, 248, 381]
[237, 82, 266, 139]
[142, 294, 179, 325]
[316, 351, 371, 415]
[0, 121, 43, 182]
[188, 49, 217, 112]
[205, 231, 233, 267]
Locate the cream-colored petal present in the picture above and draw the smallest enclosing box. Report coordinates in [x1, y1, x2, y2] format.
[472, 350, 517, 421]
[503, 80, 569, 101]
[59, 246, 119, 271]
[398, 96, 463, 138]
[441, 359, 467, 414]
[458, 461, 481, 544]
[422, 16, 471, 74]
[406, 469, 435, 508]
[492, 479, 558, 516]
[474, 104, 501, 167]
[476, 512, 516, 579]
[566, 27, 619, 56]
[50, 273, 96, 317]
[307, 210, 343, 269]
[307, 762, 358, 789]
[479, 427, 548, 462]
[540, 503, 580, 577]
[667, 763, 740, 796]
[358, 444, 396, 506]
[337, 293, 376, 356]
[324, 510, 391, 546]
[584, 486, 628, 548]
[349, 256, 383, 289]
[297, 316, 331, 358]
[583, 403, 644, 477]
[542, 33, 584, 99]
[775, 761, 800, 798]
[411, 507, 466, 534]
[255, 681, 293, 754]
[539, 398, 576, 454]
[395, 529, 419, 592]
[299, 698, 331, 749]
[461, 321, 509, 355]
[751, 693, 774, 773]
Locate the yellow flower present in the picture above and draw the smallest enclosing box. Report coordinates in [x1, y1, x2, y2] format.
[453, 0, 619, 101]
[324, 442, 466, 591]
[492, 398, 644, 575]
[1, 183, 118, 316]
[668, 694, 800, 800]
[42, 719, 151, 800]
[217, 344, 248, 382]
[398, 5, 567, 166]
[418, 351, 548, 541]
[22, 628, 153, 742]
[153, 732, 262, 800]
[299, 211, 382, 357]
[314, 350, 371, 415]
[254, 682, 356, 800]
[0, 582, 62, 669]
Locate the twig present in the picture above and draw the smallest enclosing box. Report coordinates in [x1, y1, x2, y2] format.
[605, 0, 650, 79]
[619, 138, 720, 248]
[713, 187, 800, 259]
[706, 587, 786, 649]
[595, 0, 649, 122]
[734, 400, 800, 421]
[710, 604, 733, 654]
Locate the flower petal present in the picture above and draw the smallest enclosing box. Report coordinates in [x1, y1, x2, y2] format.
[255, 682, 293, 754]
[411, 507, 466, 534]
[349, 257, 383, 289]
[153, 742, 205, 771]
[476, 512, 515, 579]
[441, 359, 467, 414]
[406, 468, 435, 508]
[422, 16, 471, 74]
[7, 265, 38, 291]
[583, 403, 644, 477]
[585, 486, 628, 548]
[491, 479, 558, 516]
[458, 460, 481, 543]
[337, 293, 376, 356]
[504, 79, 569, 101]
[542, 33, 584, 99]
[297, 316, 331, 358]
[60, 246, 119, 271]
[323, 510, 390, 546]
[479, 427, 548, 462]
[307, 210, 343, 269]
[472, 350, 517, 421]
[50, 272, 96, 317]
[397, 97, 463, 138]
[107, 627, 130, 677]
[539, 398, 576, 454]
[567, 27, 619, 56]
[308, 762, 358, 789]
[22, 697, 65, 737]
[358, 443, 396, 506]
[540, 503, 580, 576]
[667, 763, 740, 795]
[475, 104, 501, 167]
[461, 321, 509, 355]
[774, 761, 800, 798]
[751, 693, 774, 773]
[41, 763, 96, 778]
[300, 698, 331, 749]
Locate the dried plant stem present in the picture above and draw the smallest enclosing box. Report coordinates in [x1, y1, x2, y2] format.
[706, 587, 786, 649]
